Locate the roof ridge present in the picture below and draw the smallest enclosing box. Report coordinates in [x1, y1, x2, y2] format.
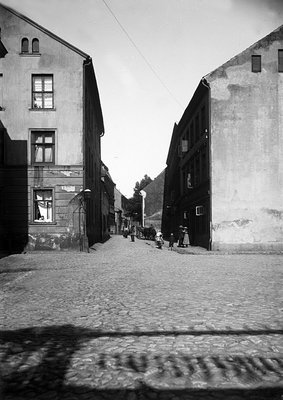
[0, 2, 89, 58]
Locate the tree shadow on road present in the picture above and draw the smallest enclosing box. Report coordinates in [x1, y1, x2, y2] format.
[1, 324, 283, 399]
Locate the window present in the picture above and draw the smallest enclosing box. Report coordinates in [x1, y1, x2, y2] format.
[21, 38, 29, 53]
[33, 189, 53, 222]
[32, 75, 53, 109]
[201, 106, 206, 135]
[0, 74, 3, 110]
[278, 50, 283, 72]
[32, 38, 39, 53]
[252, 55, 261, 72]
[31, 131, 55, 164]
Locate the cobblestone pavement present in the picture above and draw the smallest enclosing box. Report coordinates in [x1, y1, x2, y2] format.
[1, 236, 283, 400]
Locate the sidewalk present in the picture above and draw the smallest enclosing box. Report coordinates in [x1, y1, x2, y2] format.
[148, 239, 283, 255]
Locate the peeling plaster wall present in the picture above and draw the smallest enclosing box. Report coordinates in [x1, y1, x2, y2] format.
[0, 6, 88, 251]
[207, 34, 283, 251]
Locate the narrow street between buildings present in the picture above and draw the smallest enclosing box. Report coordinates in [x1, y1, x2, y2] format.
[1, 236, 283, 400]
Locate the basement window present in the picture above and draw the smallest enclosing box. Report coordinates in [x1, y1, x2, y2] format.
[33, 189, 53, 222]
[251, 55, 261, 73]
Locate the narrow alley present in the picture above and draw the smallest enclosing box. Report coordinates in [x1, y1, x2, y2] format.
[1, 236, 283, 399]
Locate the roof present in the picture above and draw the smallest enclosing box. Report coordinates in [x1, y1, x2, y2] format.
[205, 23, 283, 81]
[0, 2, 89, 58]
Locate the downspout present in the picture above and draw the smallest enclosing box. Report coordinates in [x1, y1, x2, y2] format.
[82, 56, 92, 251]
[201, 78, 212, 251]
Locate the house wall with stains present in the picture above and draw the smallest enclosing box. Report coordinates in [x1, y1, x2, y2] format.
[0, 5, 103, 251]
[207, 27, 283, 251]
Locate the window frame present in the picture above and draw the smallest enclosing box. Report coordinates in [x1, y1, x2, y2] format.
[32, 188, 55, 224]
[21, 38, 29, 53]
[278, 50, 283, 73]
[31, 130, 55, 165]
[32, 38, 39, 53]
[251, 55, 261, 73]
[32, 74, 54, 109]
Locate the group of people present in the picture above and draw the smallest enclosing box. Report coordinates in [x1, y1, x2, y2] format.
[177, 225, 190, 247]
[123, 224, 190, 250]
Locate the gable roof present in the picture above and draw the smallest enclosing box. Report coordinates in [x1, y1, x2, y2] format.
[0, 2, 89, 58]
[205, 23, 283, 81]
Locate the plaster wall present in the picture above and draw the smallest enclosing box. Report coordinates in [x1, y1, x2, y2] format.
[0, 7, 84, 165]
[208, 39, 283, 250]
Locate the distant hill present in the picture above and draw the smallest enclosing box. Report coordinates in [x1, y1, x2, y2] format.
[143, 170, 165, 229]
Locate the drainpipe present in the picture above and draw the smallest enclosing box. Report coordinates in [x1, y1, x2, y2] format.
[201, 78, 212, 251]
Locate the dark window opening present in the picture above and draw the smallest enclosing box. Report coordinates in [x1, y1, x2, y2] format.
[31, 131, 55, 164]
[278, 50, 283, 72]
[21, 38, 29, 53]
[32, 38, 39, 53]
[252, 55, 261, 73]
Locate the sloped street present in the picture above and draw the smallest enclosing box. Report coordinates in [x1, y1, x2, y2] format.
[1, 236, 283, 400]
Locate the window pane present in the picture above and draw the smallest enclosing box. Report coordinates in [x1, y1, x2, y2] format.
[279, 50, 283, 72]
[32, 39, 39, 53]
[252, 55, 261, 72]
[44, 93, 53, 108]
[44, 147, 53, 162]
[34, 146, 43, 162]
[33, 94, 43, 108]
[33, 77, 42, 91]
[44, 77, 52, 91]
[44, 134, 53, 143]
[21, 38, 29, 53]
[34, 190, 53, 222]
[43, 190, 52, 201]
[35, 134, 43, 143]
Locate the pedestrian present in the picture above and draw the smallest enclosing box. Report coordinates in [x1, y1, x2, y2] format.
[130, 225, 136, 242]
[155, 230, 164, 249]
[123, 227, 129, 238]
[178, 225, 184, 247]
[183, 227, 190, 247]
[168, 233, 174, 250]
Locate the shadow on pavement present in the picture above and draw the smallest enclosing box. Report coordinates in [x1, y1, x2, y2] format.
[1, 324, 283, 399]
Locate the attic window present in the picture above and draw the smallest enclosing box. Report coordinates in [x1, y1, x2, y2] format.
[251, 55, 261, 73]
[32, 38, 39, 53]
[21, 38, 29, 53]
[278, 50, 283, 72]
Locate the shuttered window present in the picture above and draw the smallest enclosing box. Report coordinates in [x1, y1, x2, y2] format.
[278, 50, 283, 72]
[252, 55, 261, 72]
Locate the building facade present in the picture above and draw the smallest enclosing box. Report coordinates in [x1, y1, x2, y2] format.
[101, 162, 115, 241]
[0, 4, 104, 252]
[162, 25, 283, 251]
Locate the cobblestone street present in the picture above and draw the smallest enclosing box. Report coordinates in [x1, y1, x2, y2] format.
[1, 236, 283, 400]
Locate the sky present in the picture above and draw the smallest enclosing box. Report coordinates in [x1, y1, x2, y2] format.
[1, 0, 283, 197]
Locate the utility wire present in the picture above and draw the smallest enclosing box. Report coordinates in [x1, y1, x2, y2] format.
[100, 0, 184, 109]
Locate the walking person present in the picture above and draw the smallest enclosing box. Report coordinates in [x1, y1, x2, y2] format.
[183, 227, 190, 247]
[168, 233, 175, 251]
[130, 225, 136, 242]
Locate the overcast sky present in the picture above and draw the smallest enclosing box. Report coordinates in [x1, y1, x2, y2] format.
[2, 0, 283, 197]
